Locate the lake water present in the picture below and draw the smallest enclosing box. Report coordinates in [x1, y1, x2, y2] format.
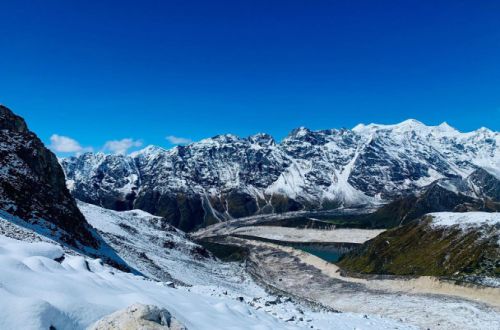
[297, 246, 345, 263]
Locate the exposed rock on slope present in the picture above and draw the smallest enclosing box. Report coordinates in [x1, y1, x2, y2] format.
[62, 120, 499, 231]
[0, 105, 99, 248]
[338, 212, 500, 285]
[90, 304, 186, 330]
[468, 167, 500, 201]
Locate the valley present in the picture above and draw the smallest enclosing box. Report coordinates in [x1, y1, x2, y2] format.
[0, 105, 499, 329]
[195, 223, 500, 330]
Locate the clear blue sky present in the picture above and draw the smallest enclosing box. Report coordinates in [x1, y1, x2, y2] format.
[1, 1, 499, 154]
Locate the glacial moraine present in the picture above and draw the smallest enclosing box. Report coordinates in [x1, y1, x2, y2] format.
[200, 235, 500, 330]
[195, 219, 500, 330]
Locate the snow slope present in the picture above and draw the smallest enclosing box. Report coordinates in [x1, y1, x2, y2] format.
[0, 235, 292, 330]
[430, 212, 500, 229]
[79, 200, 253, 286]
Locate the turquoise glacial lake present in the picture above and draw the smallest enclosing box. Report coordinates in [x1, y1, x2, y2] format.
[297, 246, 344, 263]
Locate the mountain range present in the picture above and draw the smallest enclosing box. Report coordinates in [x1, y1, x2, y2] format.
[62, 119, 500, 231]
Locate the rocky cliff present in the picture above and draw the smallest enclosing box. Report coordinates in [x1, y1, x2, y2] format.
[0, 105, 99, 249]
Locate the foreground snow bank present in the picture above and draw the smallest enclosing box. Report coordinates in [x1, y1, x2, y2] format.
[0, 233, 416, 330]
[429, 212, 500, 229]
[0, 234, 296, 330]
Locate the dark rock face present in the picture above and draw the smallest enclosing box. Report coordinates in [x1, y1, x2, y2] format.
[468, 168, 500, 201]
[358, 175, 500, 229]
[0, 105, 99, 248]
[61, 120, 499, 231]
[134, 191, 206, 232]
[338, 215, 500, 283]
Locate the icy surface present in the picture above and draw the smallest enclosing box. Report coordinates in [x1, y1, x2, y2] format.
[231, 226, 384, 244]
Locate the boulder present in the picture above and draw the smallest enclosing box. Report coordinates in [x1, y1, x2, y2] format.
[90, 304, 186, 330]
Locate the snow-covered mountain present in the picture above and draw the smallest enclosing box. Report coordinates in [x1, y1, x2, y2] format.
[62, 119, 499, 231]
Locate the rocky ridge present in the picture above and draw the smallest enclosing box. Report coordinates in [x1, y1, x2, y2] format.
[0, 105, 99, 249]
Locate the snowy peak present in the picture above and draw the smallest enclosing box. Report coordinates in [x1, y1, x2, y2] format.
[199, 134, 242, 145]
[248, 133, 276, 147]
[130, 144, 167, 158]
[352, 119, 426, 134]
[350, 119, 495, 138]
[287, 126, 312, 138]
[435, 122, 457, 133]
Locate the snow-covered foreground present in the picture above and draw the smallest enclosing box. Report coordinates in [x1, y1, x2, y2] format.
[0, 235, 286, 330]
[232, 226, 384, 244]
[0, 207, 415, 330]
[3, 203, 497, 329]
[0, 234, 417, 330]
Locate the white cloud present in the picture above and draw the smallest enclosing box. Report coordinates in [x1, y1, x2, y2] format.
[103, 138, 143, 155]
[166, 135, 193, 145]
[49, 134, 93, 153]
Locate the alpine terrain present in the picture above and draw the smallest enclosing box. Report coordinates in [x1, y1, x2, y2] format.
[0, 104, 499, 330]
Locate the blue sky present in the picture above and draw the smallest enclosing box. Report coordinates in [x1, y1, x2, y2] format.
[1, 1, 499, 155]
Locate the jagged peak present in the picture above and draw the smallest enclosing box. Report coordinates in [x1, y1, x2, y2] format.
[199, 133, 242, 145]
[0, 104, 29, 133]
[287, 126, 312, 138]
[130, 145, 167, 158]
[247, 133, 276, 146]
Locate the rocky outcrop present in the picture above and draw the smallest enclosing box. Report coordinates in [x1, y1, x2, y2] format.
[468, 168, 500, 201]
[0, 105, 99, 248]
[90, 304, 186, 330]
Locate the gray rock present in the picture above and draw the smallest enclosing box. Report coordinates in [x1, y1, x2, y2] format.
[90, 304, 186, 330]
